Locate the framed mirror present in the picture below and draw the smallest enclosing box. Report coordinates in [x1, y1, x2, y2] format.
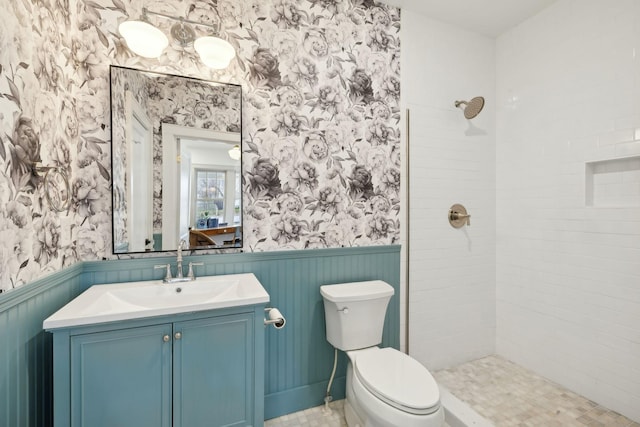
[110, 66, 242, 254]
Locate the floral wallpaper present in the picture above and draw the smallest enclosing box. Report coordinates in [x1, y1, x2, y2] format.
[0, 0, 401, 293]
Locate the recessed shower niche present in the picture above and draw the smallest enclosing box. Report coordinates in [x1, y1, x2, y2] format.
[585, 155, 640, 207]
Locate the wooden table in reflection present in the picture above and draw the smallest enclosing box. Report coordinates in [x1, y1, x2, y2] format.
[189, 225, 241, 248]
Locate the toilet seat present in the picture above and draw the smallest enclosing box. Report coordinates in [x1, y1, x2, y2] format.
[354, 347, 440, 415]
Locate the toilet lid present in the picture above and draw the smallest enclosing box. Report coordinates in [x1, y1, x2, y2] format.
[354, 348, 440, 415]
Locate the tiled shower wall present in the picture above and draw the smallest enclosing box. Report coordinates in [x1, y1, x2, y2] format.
[496, 0, 640, 421]
[402, 13, 496, 368]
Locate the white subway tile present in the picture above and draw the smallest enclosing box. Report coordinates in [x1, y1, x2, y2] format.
[496, 0, 640, 420]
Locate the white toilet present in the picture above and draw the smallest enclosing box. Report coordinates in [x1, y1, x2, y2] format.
[321, 280, 444, 427]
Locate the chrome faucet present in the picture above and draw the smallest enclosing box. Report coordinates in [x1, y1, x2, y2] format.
[176, 239, 186, 279]
[154, 240, 203, 283]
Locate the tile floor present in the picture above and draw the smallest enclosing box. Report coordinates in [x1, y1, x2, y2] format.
[434, 355, 640, 427]
[265, 400, 348, 427]
[265, 354, 640, 427]
[264, 399, 451, 426]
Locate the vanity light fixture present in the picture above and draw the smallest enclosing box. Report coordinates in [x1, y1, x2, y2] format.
[194, 37, 236, 69]
[118, 10, 168, 59]
[228, 145, 241, 160]
[119, 8, 235, 68]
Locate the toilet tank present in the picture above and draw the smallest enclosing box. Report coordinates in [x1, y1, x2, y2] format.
[320, 280, 394, 351]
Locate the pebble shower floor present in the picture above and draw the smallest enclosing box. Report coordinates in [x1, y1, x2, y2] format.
[433, 355, 640, 427]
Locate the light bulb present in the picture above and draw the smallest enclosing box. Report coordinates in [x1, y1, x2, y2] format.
[228, 145, 241, 160]
[119, 20, 169, 59]
[194, 36, 236, 69]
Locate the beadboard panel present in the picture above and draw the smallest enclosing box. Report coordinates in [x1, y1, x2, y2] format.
[0, 263, 84, 427]
[253, 248, 401, 419]
[0, 246, 400, 425]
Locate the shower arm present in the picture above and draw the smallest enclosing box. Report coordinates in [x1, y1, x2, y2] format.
[455, 96, 484, 119]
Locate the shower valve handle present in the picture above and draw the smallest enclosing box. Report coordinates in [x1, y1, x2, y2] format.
[448, 204, 470, 228]
[450, 212, 471, 225]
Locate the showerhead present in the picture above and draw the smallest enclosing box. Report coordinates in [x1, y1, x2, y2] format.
[455, 96, 485, 119]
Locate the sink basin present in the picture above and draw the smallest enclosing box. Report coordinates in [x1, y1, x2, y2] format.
[43, 273, 269, 329]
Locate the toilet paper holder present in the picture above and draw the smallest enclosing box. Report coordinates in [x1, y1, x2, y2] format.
[264, 307, 286, 329]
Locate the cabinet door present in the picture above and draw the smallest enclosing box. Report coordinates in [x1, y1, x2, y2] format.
[70, 324, 173, 427]
[173, 313, 254, 427]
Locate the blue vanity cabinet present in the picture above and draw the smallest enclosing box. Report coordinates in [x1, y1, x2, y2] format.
[173, 313, 255, 427]
[70, 324, 173, 427]
[51, 305, 265, 427]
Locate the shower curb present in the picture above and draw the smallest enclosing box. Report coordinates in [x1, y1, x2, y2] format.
[440, 385, 494, 427]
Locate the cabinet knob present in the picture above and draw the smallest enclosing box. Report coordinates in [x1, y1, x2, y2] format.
[174, 332, 182, 340]
[163, 334, 170, 342]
